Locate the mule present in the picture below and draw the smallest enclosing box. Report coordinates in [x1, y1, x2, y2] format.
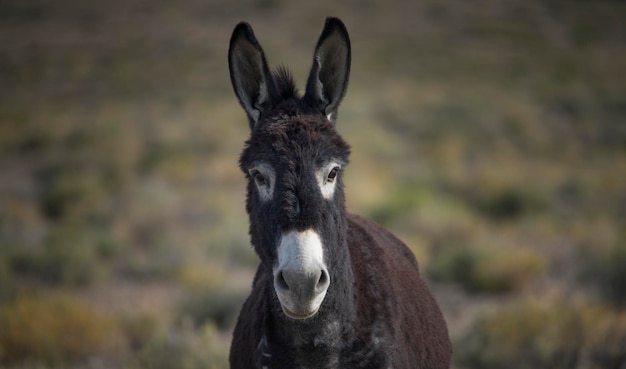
[228, 17, 452, 369]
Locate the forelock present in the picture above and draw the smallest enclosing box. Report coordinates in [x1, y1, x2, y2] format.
[240, 115, 350, 170]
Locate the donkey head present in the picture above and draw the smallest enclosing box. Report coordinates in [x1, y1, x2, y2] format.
[229, 18, 351, 320]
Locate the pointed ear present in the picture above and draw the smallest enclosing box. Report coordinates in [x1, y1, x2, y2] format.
[229, 22, 277, 129]
[304, 17, 351, 124]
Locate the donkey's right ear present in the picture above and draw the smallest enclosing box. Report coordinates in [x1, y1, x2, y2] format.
[229, 22, 277, 129]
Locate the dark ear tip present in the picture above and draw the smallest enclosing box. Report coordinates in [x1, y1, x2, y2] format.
[325, 17, 344, 26]
[231, 22, 258, 46]
[323, 17, 348, 34]
[233, 22, 252, 34]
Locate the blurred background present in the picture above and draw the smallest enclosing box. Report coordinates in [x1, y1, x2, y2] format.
[1, 0, 625, 368]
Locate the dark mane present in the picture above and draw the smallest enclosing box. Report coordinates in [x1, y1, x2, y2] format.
[273, 66, 299, 100]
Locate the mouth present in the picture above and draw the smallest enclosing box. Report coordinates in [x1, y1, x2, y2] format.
[280, 305, 320, 320]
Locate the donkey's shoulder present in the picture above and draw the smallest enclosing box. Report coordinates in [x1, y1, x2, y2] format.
[346, 213, 420, 271]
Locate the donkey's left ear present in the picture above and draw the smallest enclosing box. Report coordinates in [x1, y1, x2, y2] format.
[304, 17, 351, 124]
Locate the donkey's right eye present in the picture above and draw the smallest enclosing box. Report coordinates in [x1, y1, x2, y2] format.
[251, 170, 266, 185]
[248, 164, 275, 201]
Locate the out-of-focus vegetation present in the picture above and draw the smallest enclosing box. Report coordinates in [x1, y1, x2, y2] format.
[0, 294, 125, 365]
[428, 243, 546, 294]
[457, 300, 626, 369]
[0, 0, 625, 368]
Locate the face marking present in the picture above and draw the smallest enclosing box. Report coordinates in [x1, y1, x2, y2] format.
[249, 162, 275, 201]
[274, 229, 329, 319]
[316, 161, 342, 200]
[275, 230, 325, 275]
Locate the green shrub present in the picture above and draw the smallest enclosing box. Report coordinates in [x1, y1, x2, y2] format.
[368, 183, 427, 225]
[39, 166, 108, 220]
[0, 294, 125, 366]
[0, 252, 12, 298]
[457, 301, 584, 369]
[427, 243, 476, 285]
[10, 223, 102, 286]
[120, 314, 160, 352]
[177, 288, 247, 331]
[457, 300, 626, 369]
[584, 307, 626, 369]
[119, 246, 183, 282]
[130, 323, 228, 369]
[428, 243, 545, 294]
[599, 240, 626, 307]
[177, 262, 231, 290]
[579, 236, 626, 308]
[477, 187, 548, 221]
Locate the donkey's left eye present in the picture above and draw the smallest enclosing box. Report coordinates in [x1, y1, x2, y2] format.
[326, 167, 340, 183]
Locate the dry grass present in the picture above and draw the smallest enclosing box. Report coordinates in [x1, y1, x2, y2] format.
[428, 243, 546, 294]
[0, 0, 625, 367]
[457, 299, 626, 369]
[0, 293, 125, 365]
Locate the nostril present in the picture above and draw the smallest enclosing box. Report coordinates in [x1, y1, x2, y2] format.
[316, 269, 330, 290]
[275, 268, 329, 296]
[275, 271, 290, 292]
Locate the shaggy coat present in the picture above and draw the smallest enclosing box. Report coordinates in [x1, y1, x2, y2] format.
[228, 17, 452, 369]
